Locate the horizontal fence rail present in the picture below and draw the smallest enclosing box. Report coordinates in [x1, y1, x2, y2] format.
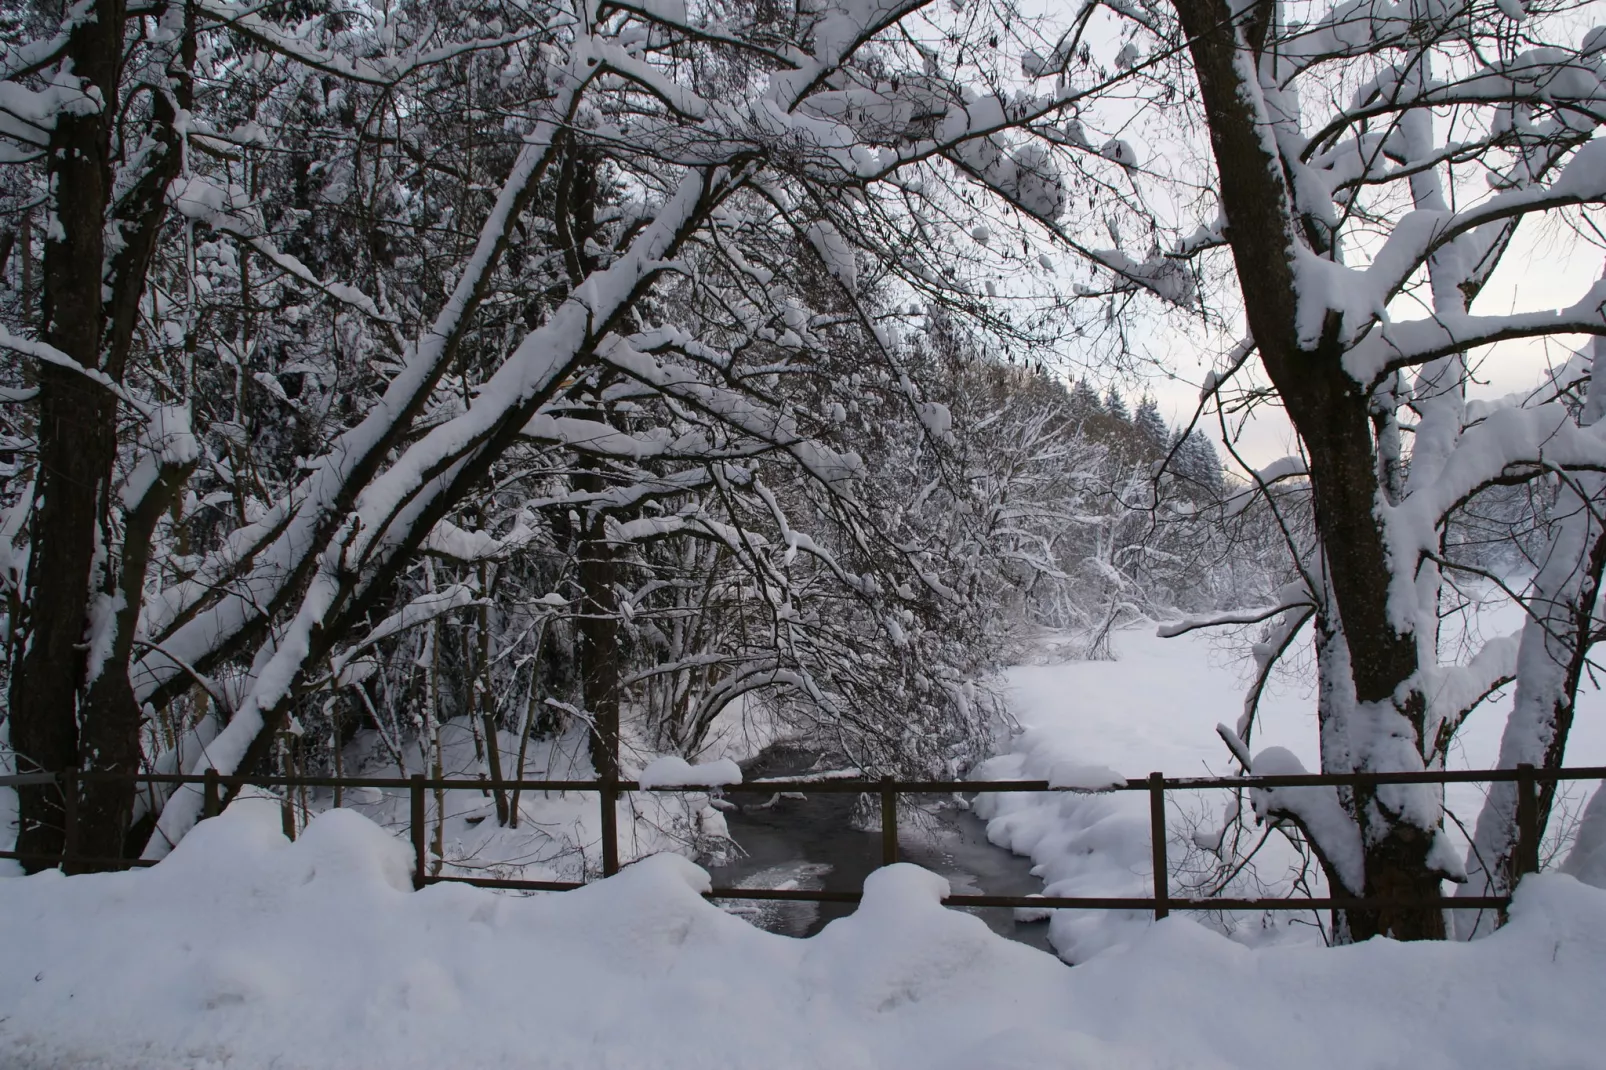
[3, 764, 1601, 919]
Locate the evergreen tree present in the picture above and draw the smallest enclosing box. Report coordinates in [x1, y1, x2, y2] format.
[1170, 429, 1224, 494]
[1069, 378, 1102, 418]
[1103, 387, 1130, 422]
[1134, 396, 1168, 453]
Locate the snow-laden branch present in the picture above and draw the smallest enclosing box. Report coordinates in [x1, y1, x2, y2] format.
[1245, 746, 1365, 895]
[1222, 455, 1308, 517]
[1358, 140, 1606, 322]
[1383, 402, 1606, 628]
[1344, 275, 1606, 386]
[145, 165, 727, 856]
[193, 0, 559, 87]
[1156, 589, 1312, 638]
[0, 327, 152, 416]
[324, 584, 478, 685]
[134, 79, 591, 704]
[1302, 43, 1606, 151]
[170, 176, 399, 325]
[1423, 633, 1519, 752]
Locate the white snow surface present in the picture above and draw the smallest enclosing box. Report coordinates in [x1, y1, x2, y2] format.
[3, 792, 1605, 1069]
[975, 617, 1606, 962]
[637, 755, 743, 790]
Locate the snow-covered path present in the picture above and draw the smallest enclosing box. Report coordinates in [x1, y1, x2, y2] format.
[1, 793, 1603, 1070]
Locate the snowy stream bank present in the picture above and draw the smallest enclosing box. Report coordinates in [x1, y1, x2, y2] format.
[974, 619, 1606, 961]
[708, 746, 1051, 952]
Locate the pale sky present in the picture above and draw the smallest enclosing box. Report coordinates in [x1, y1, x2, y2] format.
[1134, 212, 1604, 469]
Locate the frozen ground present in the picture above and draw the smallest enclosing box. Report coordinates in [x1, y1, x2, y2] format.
[4, 617, 1605, 1067]
[1, 792, 1603, 1070]
[976, 615, 1606, 961]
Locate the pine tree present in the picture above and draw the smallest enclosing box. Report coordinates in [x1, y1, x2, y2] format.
[1174, 430, 1223, 492]
[1069, 378, 1102, 418]
[1134, 395, 1168, 453]
[1103, 387, 1130, 422]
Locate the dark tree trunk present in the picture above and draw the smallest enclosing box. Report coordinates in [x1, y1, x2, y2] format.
[1171, 0, 1443, 939]
[10, 0, 125, 872]
[574, 452, 620, 874]
[76, 23, 191, 868]
[10, 0, 192, 871]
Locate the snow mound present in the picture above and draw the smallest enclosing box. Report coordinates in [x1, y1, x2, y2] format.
[3, 799, 1606, 1069]
[973, 737, 1155, 962]
[1046, 762, 1126, 791]
[637, 755, 743, 790]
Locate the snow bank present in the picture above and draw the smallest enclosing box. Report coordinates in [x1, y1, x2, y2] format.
[2, 795, 1604, 1069]
[977, 618, 1606, 962]
[972, 743, 1157, 962]
[637, 755, 742, 790]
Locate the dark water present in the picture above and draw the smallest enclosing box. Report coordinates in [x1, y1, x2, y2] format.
[705, 746, 1053, 953]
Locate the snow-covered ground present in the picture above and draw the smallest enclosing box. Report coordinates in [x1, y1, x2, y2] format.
[4, 618, 1606, 1067]
[976, 616, 1606, 961]
[122, 719, 740, 887]
[1, 791, 1603, 1070]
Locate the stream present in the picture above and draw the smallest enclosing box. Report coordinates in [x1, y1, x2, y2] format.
[704, 745, 1054, 954]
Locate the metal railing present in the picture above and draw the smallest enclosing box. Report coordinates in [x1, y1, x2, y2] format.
[3, 763, 1603, 917]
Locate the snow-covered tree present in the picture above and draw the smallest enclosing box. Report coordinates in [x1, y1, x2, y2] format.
[1055, 0, 1606, 940]
[0, 0, 1099, 864]
[1134, 395, 1168, 453]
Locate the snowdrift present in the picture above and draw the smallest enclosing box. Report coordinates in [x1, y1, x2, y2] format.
[1, 795, 1603, 1069]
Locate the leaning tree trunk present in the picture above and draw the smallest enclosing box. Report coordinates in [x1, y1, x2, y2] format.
[1455, 338, 1606, 936]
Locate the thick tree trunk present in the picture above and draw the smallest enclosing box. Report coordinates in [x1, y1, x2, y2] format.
[9, 0, 124, 872]
[1171, 0, 1442, 939]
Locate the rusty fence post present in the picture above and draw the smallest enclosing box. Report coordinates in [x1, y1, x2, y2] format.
[61, 768, 78, 872]
[410, 773, 427, 890]
[1149, 772, 1169, 920]
[880, 776, 898, 866]
[1515, 762, 1539, 879]
[202, 768, 220, 820]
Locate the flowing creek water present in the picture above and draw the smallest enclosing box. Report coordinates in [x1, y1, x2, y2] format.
[704, 746, 1054, 954]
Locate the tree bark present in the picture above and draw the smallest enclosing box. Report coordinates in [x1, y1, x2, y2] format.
[574, 451, 621, 874]
[9, 0, 125, 871]
[1171, 0, 1442, 938]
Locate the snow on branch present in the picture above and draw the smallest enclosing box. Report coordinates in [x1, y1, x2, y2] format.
[0, 327, 152, 416]
[1222, 455, 1308, 518]
[1384, 402, 1606, 627]
[1360, 140, 1606, 318]
[1157, 584, 1313, 639]
[1344, 274, 1606, 386]
[1245, 746, 1365, 895]
[134, 95, 585, 702]
[1424, 633, 1519, 752]
[0, 75, 100, 146]
[194, 0, 556, 87]
[324, 584, 480, 685]
[170, 176, 398, 325]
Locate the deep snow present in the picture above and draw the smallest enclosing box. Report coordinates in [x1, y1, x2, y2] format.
[1, 792, 1603, 1070]
[5, 619, 1605, 1067]
[976, 617, 1606, 961]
